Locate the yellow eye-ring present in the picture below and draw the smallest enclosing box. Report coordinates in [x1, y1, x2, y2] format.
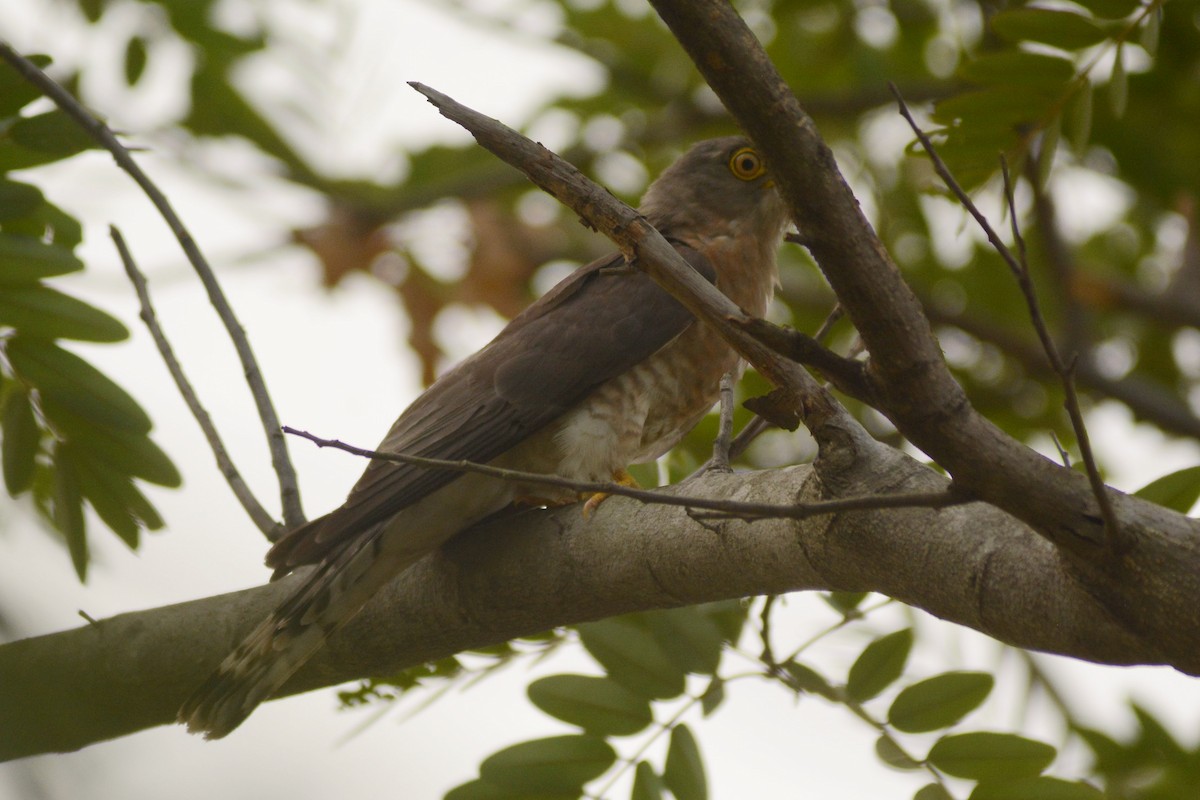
[728, 147, 766, 181]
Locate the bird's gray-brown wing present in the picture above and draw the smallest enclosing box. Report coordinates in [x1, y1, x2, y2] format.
[268, 241, 716, 572]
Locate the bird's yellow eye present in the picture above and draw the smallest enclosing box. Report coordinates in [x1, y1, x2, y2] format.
[728, 147, 766, 181]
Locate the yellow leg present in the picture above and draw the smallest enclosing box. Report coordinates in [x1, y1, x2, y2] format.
[582, 468, 639, 518]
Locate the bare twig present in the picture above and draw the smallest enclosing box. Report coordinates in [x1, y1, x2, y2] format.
[1049, 433, 1072, 469]
[727, 415, 773, 462]
[1001, 162, 1121, 550]
[1025, 158, 1089, 361]
[0, 41, 306, 530]
[111, 226, 283, 540]
[716, 304, 847, 467]
[814, 304, 844, 345]
[709, 372, 737, 473]
[759, 594, 779, 667]
[891, 84, 1123, 552]
[283, 426, 971, 522]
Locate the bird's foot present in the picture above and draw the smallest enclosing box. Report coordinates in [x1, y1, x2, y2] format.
[582, 468, 639, 518]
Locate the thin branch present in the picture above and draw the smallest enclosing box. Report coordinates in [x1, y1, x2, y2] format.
[0, 40, 306, 530]
[1001, 160, 1122, 551]
[735, 316, 874, 404]
[727, 414, 773, 463]
[717, 304, 847, 467]
[110, 227, 283, 540]
[1025, 158, 1089, 361]
[283, 426, 971, 522]
[710, 372, 736, 473]
[891, 83, 1123, 552]
[813, 303, 844, 345]
[759, 594, 779, 667]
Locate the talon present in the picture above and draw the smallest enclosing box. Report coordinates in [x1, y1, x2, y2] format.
[582, 468, 639, 518]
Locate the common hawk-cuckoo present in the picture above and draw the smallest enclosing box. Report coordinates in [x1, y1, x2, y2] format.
[180, 136, 788, 738]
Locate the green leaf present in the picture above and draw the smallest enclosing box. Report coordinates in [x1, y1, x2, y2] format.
[631, 761, 666, 800]
[0, 180, 45, 222]
[1139, 8, 1159, 55]
[53, 442, 88, 580]
[934, 87, 1056, 130]
[1131, 702, 1189, 760]
[124, 36, 149, 86]
[663, 724, 707, 800]
[75, 458, 150, 548]
[527, 674, 652, 737]
[1072, 725, 1126, 773]
[959, 52, 1075, 90]
[875, 735, 921, 770]
[1065, 84, 1094, 153]
[914, 785, 954, 800]
[2, 387, 39, 495]
[641, 606, 725, 675]
[37, 202, 84, 249]
[824, 591, 869, 616]
[990, 9, 1107, 50]
[783, 661, 838, 700]
[1110, 44, 1128, 118]
[577, 618, 686, 700]
[699, 599, 748, 645]
[10, 110, 97, 155]
[927, 732, 1056, 782]
[5, 338, 151, 434]
[1036, 117, 1061, 188]
[889, 672, 994, 733]
[0, 54, 52, 117]
[968, 776, 1103, 800]
[700, 676, 724, 716]
[846, 628, 913, 703]
[479, 735, 615, 795]
[446, 777, 544, 796]
[0, 285, 128, 341]
[0, 235, 84, 282]
[1134, 466, 1200, 514]
[40, 399, 180, 487]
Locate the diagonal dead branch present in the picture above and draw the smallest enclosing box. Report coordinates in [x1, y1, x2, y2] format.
[111, 226, 283, 539]
[405, 81, 854, 446]
[0, 40, 306, 531]
[735, 316, 874, 404]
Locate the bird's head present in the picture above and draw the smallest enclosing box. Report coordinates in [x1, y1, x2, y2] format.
[639, 136, 789, 244]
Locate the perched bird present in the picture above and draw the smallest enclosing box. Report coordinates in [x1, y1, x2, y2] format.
[179, 136, 788, 738]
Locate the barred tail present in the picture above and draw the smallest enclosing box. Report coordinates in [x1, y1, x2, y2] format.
[178, 526, 413, 739]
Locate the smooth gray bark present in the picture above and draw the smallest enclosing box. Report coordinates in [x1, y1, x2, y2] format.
[0, 434, 1162, 762]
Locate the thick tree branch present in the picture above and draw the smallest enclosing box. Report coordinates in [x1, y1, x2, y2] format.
[0, 442, 1180, 761]
[646, 0, 1200, 672]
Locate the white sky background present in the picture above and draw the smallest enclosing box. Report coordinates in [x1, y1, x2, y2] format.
[2, 1, 1200, 798]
